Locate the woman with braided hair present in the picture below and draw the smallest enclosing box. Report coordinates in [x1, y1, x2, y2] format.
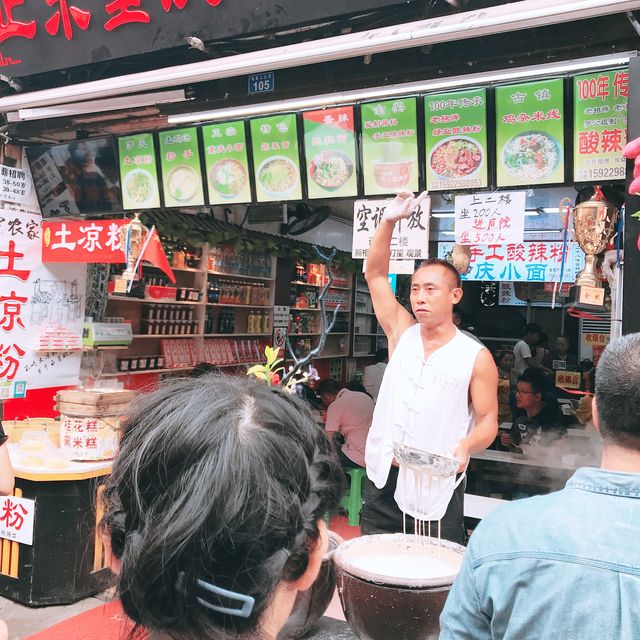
[101, 374, 344, 639]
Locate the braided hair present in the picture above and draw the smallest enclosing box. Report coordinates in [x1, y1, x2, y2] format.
[101, 374, 344, 639]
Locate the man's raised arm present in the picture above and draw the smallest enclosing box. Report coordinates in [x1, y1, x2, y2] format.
[365, 191, 428, 351]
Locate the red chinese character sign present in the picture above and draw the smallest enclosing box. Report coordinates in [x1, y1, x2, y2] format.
[573, 68, 628, 182]
[352, 198, 430, 261]
[495, 78, 565, 187]
[0, 211, 86, 397]
[454, 191, 525, 245]
[41, 218, 128, 262]
[0, 495, 35, 545]
[437, 241, 585, 284]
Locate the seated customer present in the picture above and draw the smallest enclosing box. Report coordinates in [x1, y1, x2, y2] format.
[495, 350, 517, 425]
[101, 375, 343, 640]
[317, 378, 374, 470]
[362, 348, 388, 402]
[541, 335, 578, 372]
[440, 332, 640, 639]
[509, 368, 565, 449]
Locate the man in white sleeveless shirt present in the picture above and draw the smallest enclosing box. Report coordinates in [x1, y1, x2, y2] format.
[362, 191, 498, 544]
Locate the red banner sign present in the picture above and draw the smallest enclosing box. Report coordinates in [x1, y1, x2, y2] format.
[42, 218, 127, 263]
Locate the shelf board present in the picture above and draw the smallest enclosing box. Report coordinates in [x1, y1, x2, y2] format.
[203, 333, 270, 337]
[353, 333, 379, 336]
[108, 295, 201, 305]
[353, 352, 376, 357]
[291, 281, 350, 290]
[289, 332, 349, 337]
[355, 288, 371, 293]
[206, 303, 272, 308]
[145, 265, 200, 273]
[132, 334, 204, 339]
[100, 367, 192, 377]
[310, 353, 348, 360]
[208, 270, 274, 282]
[82, 345, 129, 351]
[354, 311, 376, 316]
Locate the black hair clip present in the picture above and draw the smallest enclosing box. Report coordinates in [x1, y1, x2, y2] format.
[195, 578, 255, 618]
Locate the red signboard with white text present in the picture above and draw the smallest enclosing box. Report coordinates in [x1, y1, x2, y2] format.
[42, 218, 127, 263]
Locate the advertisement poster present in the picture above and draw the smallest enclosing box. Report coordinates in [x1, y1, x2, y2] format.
[353, 198, 429, 260]
[303, 106, 358, 199]
[159, 127, 205, 208]
[203, 121, 252, 205]
[361, 98, 419, 196]
[0, 211, 86, 392]
[495, 78, 565, 187]
[437, 241, 584, 283]
[425, 88, 488, 191]
[250, 114, 302, 202]
[573, 68, 628, 182]
[118, 133, 161, 210]
[454, 191, 525, 245]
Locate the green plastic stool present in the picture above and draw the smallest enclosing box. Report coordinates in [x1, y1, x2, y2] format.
[340, 467, 367, 526]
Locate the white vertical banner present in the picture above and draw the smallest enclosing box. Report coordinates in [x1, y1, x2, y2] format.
[0, 210, 86, 393]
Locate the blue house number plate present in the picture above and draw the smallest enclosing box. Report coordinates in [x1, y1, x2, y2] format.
[248, 72, 275, 95]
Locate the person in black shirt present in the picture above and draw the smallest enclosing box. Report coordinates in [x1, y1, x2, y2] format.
[510, 367, 565, 450]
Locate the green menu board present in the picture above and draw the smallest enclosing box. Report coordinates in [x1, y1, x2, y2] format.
[118, 133, 161, 210]
[202, 121, 252, 205]
[495, 78, 565, 187]
[361, 97, 419, 195]
[425, 88, 488, 191]
[158, 127, 205, 207]
[250, 114, 302, 202]
[573, 68, 628, 182]
[303, 106, 358, 199]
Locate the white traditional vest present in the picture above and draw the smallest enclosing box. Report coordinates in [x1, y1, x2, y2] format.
[365, 324, 484, 520]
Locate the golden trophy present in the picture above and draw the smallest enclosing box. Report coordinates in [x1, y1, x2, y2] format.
[572, 188, 618, 308]
[113, 213, 146, 294]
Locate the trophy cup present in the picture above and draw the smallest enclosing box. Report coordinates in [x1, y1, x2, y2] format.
[571, 187, 619, 309]
[113, 213, 146, 294]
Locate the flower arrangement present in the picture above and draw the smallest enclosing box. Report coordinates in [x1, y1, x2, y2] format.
[247, 346, 319, 391]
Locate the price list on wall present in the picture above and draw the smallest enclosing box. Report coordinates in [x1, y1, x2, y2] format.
[573, 68, 628, 182]
[495, 78, 565, 187]
[425, 88, 488, 191]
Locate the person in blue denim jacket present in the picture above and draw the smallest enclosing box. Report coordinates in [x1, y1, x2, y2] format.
[440, 332, 640, 640]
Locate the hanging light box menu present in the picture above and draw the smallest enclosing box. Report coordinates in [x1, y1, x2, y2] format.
[202, 121, 252, 205]
[303, 106, 358, 199]
[425, 88, 488, 191]
[118, 133, 161, 210]
[495, 78, 565, 187]
[361, 97, 419, 196]
[159, 127, 205, 208]
[250, 114, 302, 202]
[573, 68, 628, 183]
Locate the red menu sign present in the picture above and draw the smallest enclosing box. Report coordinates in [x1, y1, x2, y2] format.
[42, 218, 128, 263]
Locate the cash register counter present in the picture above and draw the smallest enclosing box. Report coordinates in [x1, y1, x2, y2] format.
[0, 445, 114, 606]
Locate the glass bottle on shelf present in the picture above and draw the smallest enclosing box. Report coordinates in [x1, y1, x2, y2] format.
[262, 311, 271, 335]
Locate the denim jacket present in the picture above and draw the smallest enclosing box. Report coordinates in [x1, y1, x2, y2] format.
[440, 467, 640, 640]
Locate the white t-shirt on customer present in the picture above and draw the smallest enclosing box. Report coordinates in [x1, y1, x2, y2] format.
[513, 339, 532, 375]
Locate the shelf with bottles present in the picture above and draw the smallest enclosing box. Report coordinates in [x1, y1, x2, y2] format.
[204, 307, 272, 336]
[207, 245, 274, 280]
[288, 333, 349, 361]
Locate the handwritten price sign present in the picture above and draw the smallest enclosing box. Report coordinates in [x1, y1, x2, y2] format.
[455, 191, 525, 245]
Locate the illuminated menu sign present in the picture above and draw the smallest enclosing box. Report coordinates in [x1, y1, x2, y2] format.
[118, 133, 161, 210]
[425, 88, 488, 191]
[159, 127, 205, 208]
[573, 68, 628, 182]
[495, 78, 565, 187]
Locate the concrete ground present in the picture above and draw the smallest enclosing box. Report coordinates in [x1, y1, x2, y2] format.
[0, 589, 114, 640]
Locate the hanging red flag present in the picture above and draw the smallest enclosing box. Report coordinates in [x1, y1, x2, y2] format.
[141, 227, 176, 283]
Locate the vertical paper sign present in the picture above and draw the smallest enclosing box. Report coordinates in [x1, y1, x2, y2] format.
[118, 133, 161, 209]
[159, 127, 205, 207]
[495, 78, 565, 187]
[0, 211, 86, 393]
[303, 106, 358, 199]
[361, 98, 419, 196]
[455, 191, 525, 245]
[203, 121, 252, 205]
[425, 88, 488, 191]
[573, 68, 628, 182]
[250, 114, 302, 202]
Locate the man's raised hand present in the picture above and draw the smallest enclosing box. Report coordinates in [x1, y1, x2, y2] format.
[382, 190, 429, 223]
